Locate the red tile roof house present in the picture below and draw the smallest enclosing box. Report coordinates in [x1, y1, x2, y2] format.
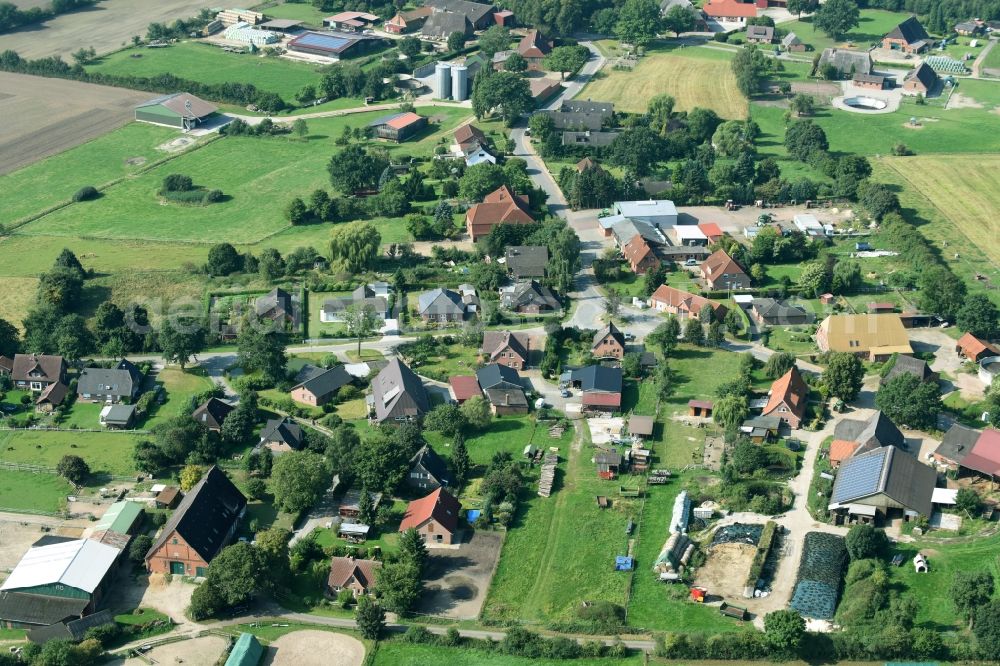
[700, 249, 750, 290]
[956, 332, 999, 363]
[465, 185, 535, 241]
[481, 330, 529, 369]
[702, 0, 757, 23]
[649, 285, 728, 321]
[623, 234, 661, 274]
[517, 29, 552, 70]
[449, 375, 481, 404]
[368, 111, 428, 142]
[399, 487, 462, 545]
[829, 439, 860, 468]
[326, 556, 381, 598]
[761, 367, 809, 429]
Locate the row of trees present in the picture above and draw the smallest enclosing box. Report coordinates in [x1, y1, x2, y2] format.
[0, 0, 97, 34]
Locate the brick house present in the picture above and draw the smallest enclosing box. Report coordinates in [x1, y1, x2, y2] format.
[882, 16, 930, 53]
[326, 556, 381, 597]
[465, 185, 535, 241]
[760, 367, 809, 429]
[516, 29, 552, 70]
[399, 487, 462, 545]
[481, 330, 529, 369]
[649, 285, 728, 321]
[622, 234, 661, 275]
[289, 365, 352, 407]
[592, 322, 626, 360]
[145, 466, 246, 577]
[700, 249, 750, 290]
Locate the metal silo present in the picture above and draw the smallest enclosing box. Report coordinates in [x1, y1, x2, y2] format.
[435, 62, 451, 100]
[450, 65, 468, 101]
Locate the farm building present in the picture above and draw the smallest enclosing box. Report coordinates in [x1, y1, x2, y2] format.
[880, 354, 938, 386]
[954, 19, 984, 35]
[421, 10, 473, 38]
[324, 11, 380, 31]
[385, 7, 433, 33]
[903, 62, 939, 94]
[222, 21, 278, 45]
[258, 18, 303, 33]
[466, 185, 535, 240]
[216, 8, 263, 25]
[145, 466, 246, 577]
[828, 445, 936, 521]
[529, 77, 563, 105]
[569, 365, 623, 413]
[0, 539, 121, 628]
[817, 48, 872, 78]
[761, 367, 809, 429]
[688, 399, 713, 417]
[934, 426, 1000, 480]
[816, 314, 912, 361]
[505, 245, 547, 278]
[612, 199, 677, 227]
[134, 93, 218, 130]
[833, 410, 904, 457]
[853, 72, 887, 89]
[516, 29, 552, 70]
[782, 32, 805, 51]
[701, 0, 757, 23]
[368, 111, 427, 142]
[424, 0, 498, 30]
[957, 332, 999, 362]
[623, 234, 660, 274]
[882, 16, 930, 53]
[339, 487, 383, 519]
[449, 375, 481, 403]
[287, 31, 381, 60]
[92, 501, 144, 537]
[399, 487, 462, 545]
[673, 225, 708, 246]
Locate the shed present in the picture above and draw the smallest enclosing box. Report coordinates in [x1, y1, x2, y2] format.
[628, 415, 655, 438]
[134, 93, 217, 130]
[92, 501, 143, 536]
[688, 399, 713, 417]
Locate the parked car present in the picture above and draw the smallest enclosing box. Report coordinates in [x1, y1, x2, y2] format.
[560, 389, 572, 397]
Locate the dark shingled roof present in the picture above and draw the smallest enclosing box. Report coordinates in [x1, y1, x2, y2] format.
[476, 364, 522, 391]
[28, 609, 115, 644]
[505, 245, 548, 277]
[421, 10, 472, 37]
[146, 466, 246, 565]
[935, 423, 980, 465]
[0, 592, 88, 627]
[833, 410, 904, 454]
[592, 321, 625, 349]
[372, 357, 430, 423]
[881, 354, 937, 385]
[77, 359, 142, 400]
[905, 62, 938, 89]
[410, 444, 455, 487]
[831, 445, 936, 516]
[886, 16, 929, 44]
[260, 418, 304, 449]
[192, 397, 235, 430]
[292, 364, 352, 400]
[571, 365, 623, 393]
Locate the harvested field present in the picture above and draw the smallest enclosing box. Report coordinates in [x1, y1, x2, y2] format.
[581, 49, 748, 119]
[693, 541, 757, 602]
[0, 278, 38, 329]
[265, 630, 365, 666]
[0, 72, 152, 177]
[123, 635, 227, 665]
[0, 0, 213, 60]
[877, 154, 1000, 265]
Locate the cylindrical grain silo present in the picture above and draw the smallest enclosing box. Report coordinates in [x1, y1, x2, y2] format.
[435, 61, 451, 100]
[451, 64, 468, 101]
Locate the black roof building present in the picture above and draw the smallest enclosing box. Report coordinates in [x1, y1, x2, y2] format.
[408, 444, 455, 490]
[881, 354, 938, 386]
[505, 246, 548, 278]
[830, 445, 936, 517]
[476, 364, 522, 391]
[0, 592, 89, 627]
[570, 365, 623, 393]
[292, 365, 353, 402]
[145, 466, 246, 565]
[260, 418, 304, 450]
[192, 397, 235, 431]
[421, 10, 472, 37]
[834, 410, 904, 455]
[886, 16, 930, 45]
[934, 423, 981, 465]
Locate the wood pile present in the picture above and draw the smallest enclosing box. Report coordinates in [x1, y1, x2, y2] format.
[537, 452, 558, 497]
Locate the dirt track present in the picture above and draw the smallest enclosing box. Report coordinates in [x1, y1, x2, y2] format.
[0, 72, 149, 176]
[265, 630, 365, 666]
[2, 0, 212, 60]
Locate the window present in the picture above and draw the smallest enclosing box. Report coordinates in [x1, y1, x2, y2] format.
[172, 538, 178, 545]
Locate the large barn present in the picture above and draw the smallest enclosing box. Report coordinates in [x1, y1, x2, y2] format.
[286, 31, 383, 61]
[134, 93, 218, 130]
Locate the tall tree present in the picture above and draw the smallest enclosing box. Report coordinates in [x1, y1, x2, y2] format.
[662, 4, 696, 37]
[543, 45, 588, 80]
[0, 317, 18, 358]
[376, 560, 422, 614]
[875, 372, 940, 430]
[237, 327, 287, 384]
[824, 352, 863, 402]
[764, 352, 796, 379]
[477, 25, 511, 57]
[451, 433, 470, 487]
[957, 294, 1000, 340]
[471, 71, 532, 126]
[207, 243, 242, 276]
[952, 570, 994, 629]
[329, 222, 381, 273]
[614, 0, 661, 46]
[327, 144, 389, 194]
[158, 316, 206, 369]
[919, 266, 966, 320]
[398, 527, 429, 573]
[36, 267, 83, 313]
[684, 317, 704, 345]
[813, 0, 860, 39]
[713, 394, 749, 431]
[355, 596, 385, 639]
[56, 455, 89, 485]
[271, 451, 331, 513]
[342, 303, 380, 356]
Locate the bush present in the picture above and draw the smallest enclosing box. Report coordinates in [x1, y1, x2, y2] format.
[72, 185, 98, 202]
[162, 173, 193, 192]
[403, 625, 434, 644]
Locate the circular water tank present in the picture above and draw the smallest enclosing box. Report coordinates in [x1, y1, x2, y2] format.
[979, 356, 1000, 386]
[434, 62, 452, 100]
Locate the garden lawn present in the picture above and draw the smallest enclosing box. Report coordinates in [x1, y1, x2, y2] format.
[372, 643, 644, 666]
[983, 41, 1000, 72]
[886, 531, 1000, 630]
[0, 122, 177, 225]
[0, 277, 38, 329]
[779, 10, 912, 52]
[0, 469, 72, 514]
[145, 367, 216, 428]
[425, 416, 541, 468]
[307, 290, 351, 338]
[751, 100, 1000, 162]
[19, 107, 471, 244]
[581, 44, 747, 119]
[86, 42, 325, 102]
[0, 430, 143, 477]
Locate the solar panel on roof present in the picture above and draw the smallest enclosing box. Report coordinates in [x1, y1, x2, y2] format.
[831, 448, 889, 504]
[294, 33, 350, 50]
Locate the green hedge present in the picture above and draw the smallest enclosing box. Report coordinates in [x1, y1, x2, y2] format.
[745, 520, 777, 588]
